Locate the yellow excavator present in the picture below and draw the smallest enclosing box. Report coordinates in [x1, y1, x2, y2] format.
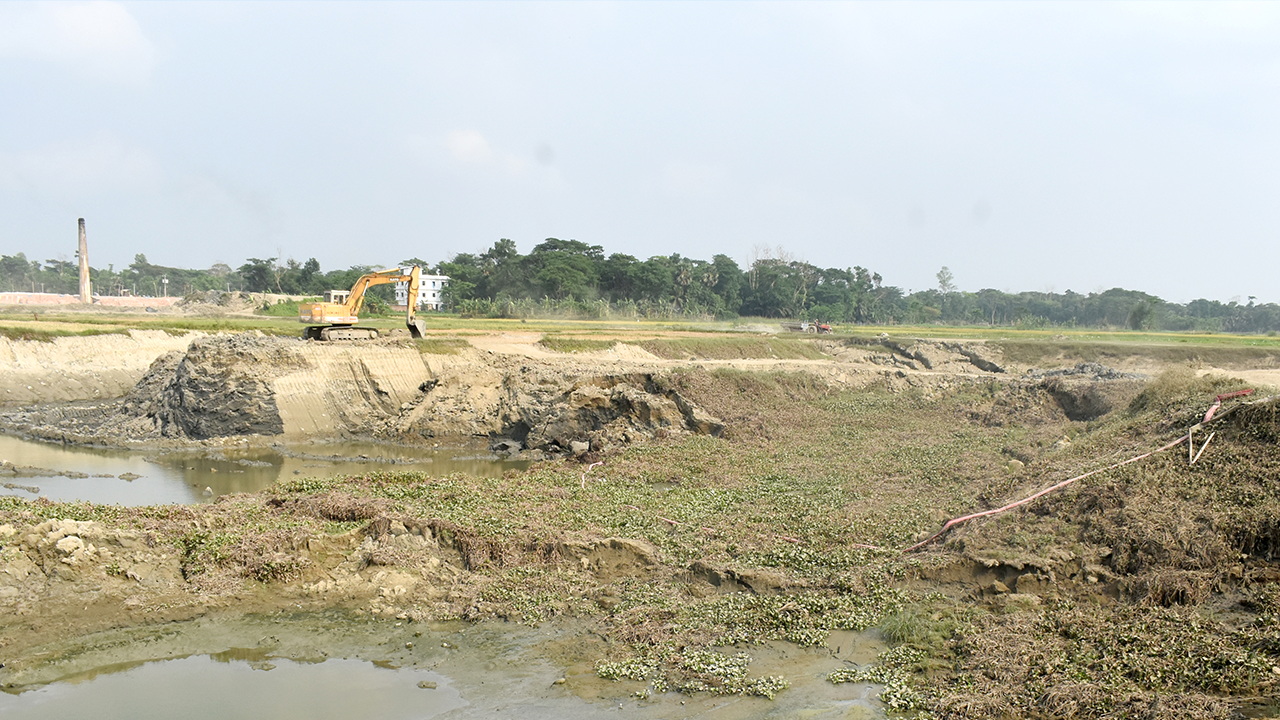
[299, 266, 429, 341]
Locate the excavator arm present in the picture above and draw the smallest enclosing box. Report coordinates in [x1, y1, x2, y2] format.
[403, 267, 429, 338]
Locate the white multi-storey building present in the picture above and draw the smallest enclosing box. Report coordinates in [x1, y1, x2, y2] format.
[394, 274, 449, 311]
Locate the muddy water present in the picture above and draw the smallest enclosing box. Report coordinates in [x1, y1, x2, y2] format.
[0, 657, 465, 720]
[0, 435, 528, 505]
[0, 611, 888, 719]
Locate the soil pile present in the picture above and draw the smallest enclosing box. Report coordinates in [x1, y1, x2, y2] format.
[822, 336, 1007, 375]
[151, 335, 301, 438]
[474, 373, 722, 457]
[176, 290, 258, 314]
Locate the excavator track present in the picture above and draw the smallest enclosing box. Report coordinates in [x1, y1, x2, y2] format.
[306, 326, 380, 341]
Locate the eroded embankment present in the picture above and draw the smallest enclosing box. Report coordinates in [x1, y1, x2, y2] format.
[0, 332, 1140, 461]
[0, 334, 727, 458]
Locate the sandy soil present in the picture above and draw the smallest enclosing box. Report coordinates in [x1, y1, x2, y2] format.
[0, 330, 202, 408]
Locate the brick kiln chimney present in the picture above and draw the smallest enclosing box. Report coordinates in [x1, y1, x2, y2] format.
[78, 218, 91, 303]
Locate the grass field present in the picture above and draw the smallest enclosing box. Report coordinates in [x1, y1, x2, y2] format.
[6, 304, 1280, 355]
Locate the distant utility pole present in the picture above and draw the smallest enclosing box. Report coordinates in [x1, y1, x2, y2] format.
[77, 218, 91, 303]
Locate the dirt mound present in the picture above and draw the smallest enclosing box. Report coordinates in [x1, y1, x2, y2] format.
[390, 364, 724, 457]
[177, 290, 257, 313]
[151, 335, 308, 438]
[1039, 374, 1144, 422]
[828, 337, 1006, 375]
[977, 366, 1147, 428]
[1028, 361, 1145, 381]
[491, 374, 724, 456]
[606, 342, 662, 362]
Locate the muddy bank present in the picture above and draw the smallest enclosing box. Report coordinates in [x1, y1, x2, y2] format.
[0, 332, 1019, 453]
[0, 334, 727, 458]
[0, 331, 1151, 465]
[0, 507, 886, 717]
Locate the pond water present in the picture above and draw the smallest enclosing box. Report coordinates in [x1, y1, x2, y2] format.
[0, 656, 464, 720]
[0, 613, 888, 720]
[0, 435, 528, 506]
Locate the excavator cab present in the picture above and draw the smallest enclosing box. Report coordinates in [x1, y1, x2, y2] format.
[300, 266, 429, 341]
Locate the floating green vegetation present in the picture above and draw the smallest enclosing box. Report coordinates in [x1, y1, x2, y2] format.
[596, 648, 789, 700]
[830, 645, 928, 711]
[595, 657, 657, 681]
[680, 587, 908, 647]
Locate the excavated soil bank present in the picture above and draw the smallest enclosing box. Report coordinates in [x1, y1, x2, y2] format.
[0, 331, 1061, 457]
[0, 334, 728, 458]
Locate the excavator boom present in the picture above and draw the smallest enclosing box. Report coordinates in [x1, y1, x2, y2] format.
[300, 266, 428, 341]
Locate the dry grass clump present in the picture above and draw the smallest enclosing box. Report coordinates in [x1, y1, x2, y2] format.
[231, 529, 312, 582]
[1123, 569, 1221, 607]
[1071, 469, 1234, 575]
[1041, 425, 1280, 597]
[1126, 366, 1249, 424]
[1034, 685, 1230, 720]
[177, 523, 312, 584]
[921, 378, 1280, 715]
[942, 604, 1271, 720]
[1233, 396, 1280, 444]
[281, 491, 386, 522]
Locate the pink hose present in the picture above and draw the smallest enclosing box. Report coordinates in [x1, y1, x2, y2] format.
[902, 390, 1263, 553]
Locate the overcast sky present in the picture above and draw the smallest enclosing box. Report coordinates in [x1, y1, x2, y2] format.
[1, 1, 1277, 303]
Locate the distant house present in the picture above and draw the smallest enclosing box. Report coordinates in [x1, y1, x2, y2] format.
[394, 274, 449, 311]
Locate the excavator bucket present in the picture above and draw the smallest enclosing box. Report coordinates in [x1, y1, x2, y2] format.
[408, 317, 428, 339]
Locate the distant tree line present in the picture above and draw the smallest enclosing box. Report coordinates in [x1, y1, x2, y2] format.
[0, 253, 382, 300]
[2, 243, 1278, 333]
[437, 240, 1280, 333]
